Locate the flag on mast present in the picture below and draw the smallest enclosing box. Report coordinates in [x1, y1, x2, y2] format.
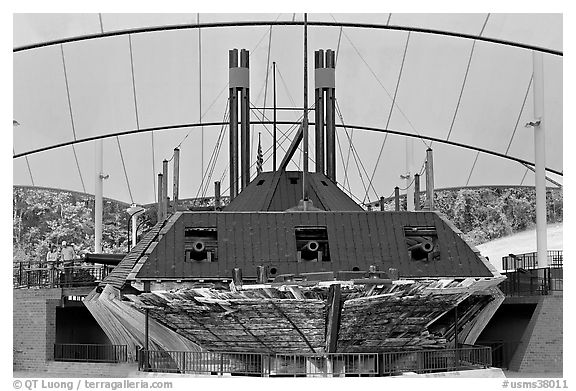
[257, 132, 263, 174]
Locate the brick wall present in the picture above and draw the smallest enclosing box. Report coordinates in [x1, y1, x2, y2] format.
[509, 295, 563, 373]
[13, 289, 62, 371]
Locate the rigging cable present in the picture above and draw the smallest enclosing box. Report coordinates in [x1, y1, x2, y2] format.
[520, 167, 529, 186]
[198, 13, 204, 194]
[169, 14, 284, 161]
[445, 13, 490, 142]
[127, 34, 151, 202]
[201, 107, 229, 197]
[275, 65, 298, 107]
[194, 101, 229, 201]
[14, 147, 35, 187]
[201, 112, 229, 198]
[467, 68, 531, 187]
[60, 44, 86, 193]
[505, 74, 533, 155]
[99, 14, 134, 203]
[332, 15, 430, 149]
[335, 101, 376, 201]
[363, 31, 411, 204]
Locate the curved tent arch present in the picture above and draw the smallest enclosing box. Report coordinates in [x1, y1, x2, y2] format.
[13, 20, 563, 56]
[13, 13, 563, 205]
[12, 120, 564, 177]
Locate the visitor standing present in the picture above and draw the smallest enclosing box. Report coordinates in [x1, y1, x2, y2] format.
[61, 241, 76, 285]
[46, 245, 59, 286]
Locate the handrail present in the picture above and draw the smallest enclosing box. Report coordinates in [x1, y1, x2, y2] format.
[13, 261, 113, 289]
[502, 250, 563, 271]
[54, 343, 128, 363]
[138, 345, 492, 376]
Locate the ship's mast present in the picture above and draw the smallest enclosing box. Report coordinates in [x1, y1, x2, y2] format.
[302, 13, 309, 206]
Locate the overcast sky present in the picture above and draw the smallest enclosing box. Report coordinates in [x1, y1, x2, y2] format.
[12, 13, 563, 205]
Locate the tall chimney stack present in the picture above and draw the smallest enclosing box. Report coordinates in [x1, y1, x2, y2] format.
[314, 49, 336, 181]
[214, 181, 221, 210]
[229, 49, 250, 198]
[162, 159, 168, 217]
[157, 173, 163, 222]
[414, 173, 420, 211]
[172, 148, 180, 213]
[425, 148, 435, 210]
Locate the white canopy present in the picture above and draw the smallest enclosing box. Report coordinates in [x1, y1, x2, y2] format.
[13, 13, 563, 205]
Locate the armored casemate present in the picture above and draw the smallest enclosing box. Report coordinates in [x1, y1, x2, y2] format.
[85, 46, 504, 372]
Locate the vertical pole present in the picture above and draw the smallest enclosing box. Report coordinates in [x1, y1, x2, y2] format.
[273, 61, 277, 171]
[229, 49, 239, 199]
[532, 51, 548, 268]
[173, 148, 180, 213]
[94, 139, 103, 253]
[214, 181, 221, 210]
[157, 174, 163, 222]
[426, 148, 435, 210]
[406, 138, 414, 210]
[414, 173, 420, 211]
[144, 308, 150, 352]
[394, 187, 400, 211]
[162, 160, 168, 217]
[198, 14, 203, 188]
[454, 305, 459, 368]
[380, 196, 385, 211]
[302, 13, 309, 201]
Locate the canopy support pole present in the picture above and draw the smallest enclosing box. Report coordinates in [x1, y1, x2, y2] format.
[94, 139, 103, 253]
[532, 51, 548, 268]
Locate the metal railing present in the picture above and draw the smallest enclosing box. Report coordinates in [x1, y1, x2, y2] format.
[502, 250, 563, 271]
[54, 344, 128, 363]
[13, 261, 113, 289]
[476, 340, 522, 369]
[138, 346, 491, 377]
[380, 345, 492, 375]
[138, 350, 266, 376]
[499, 267, 563, 296]
[270, 353, 378, 377]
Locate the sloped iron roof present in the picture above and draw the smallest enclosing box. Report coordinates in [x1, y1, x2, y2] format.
[225, 171, 363, 212]
[133, 210, 494, 281]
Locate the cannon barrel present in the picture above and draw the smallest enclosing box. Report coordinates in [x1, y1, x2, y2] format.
[408, 240, 434, 259]
[301, 240, 320, 252]
[192, 241, 206, 253]
[300, 240, 320, 261]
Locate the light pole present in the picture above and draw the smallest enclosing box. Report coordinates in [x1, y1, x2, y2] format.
[126, 204, 145, 252]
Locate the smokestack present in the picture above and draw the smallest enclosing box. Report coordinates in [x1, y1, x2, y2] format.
[214, 181, 221, 210]
[314, 50, 325, 174]
[172, 148, 180, 213]
[414, 173, 420, 211]
[380, 196, 385, 211]
[162, 159, 168, 217]
[425, 148, 435, 210]
[240, 49, 251, 191]
[394, 186, 400, 211]
[229, 49, 239, 199]
[157, 173, 163, 222]
[325, 49, 336, 182]
[229, 48, 250, 197]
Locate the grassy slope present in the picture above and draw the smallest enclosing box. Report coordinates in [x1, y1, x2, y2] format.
[476, 223, 563, 272]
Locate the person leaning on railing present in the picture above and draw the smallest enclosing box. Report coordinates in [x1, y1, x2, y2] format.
[46, 245, 59, 286]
